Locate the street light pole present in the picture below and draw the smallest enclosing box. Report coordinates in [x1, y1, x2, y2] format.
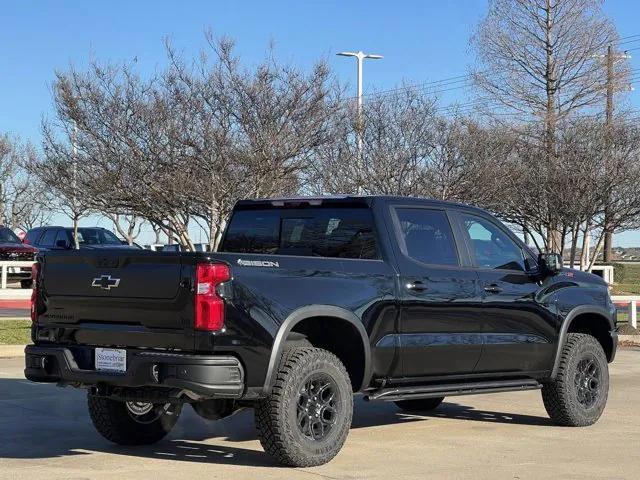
[337, 51, 382, 167]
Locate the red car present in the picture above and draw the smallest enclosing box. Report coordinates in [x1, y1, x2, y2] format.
[0, 226, 37, 288]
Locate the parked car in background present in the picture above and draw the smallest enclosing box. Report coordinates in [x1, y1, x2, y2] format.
[0, 226, 37, 288]
[154, 243, 209, 252]
[144, 244, 165, 252]
[24, 227, 138, 251]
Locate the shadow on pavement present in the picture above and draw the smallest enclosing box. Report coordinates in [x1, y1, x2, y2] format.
[0, 377, 552, 467]
[421, 401, 554, 426]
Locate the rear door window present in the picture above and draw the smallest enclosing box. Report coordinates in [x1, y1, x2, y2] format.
[55, 230, 71, 248]
[220, 207, 378, 259]
[74, 228, 122, 246]
[24, 229, 42, 245]
[39, 229, 58, 248]
[394, 208, 459, 266]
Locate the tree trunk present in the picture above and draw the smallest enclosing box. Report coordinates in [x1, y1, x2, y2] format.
[543, 0, 562, 254]
[603, 228, 613, 262]
[547, 225, 562, 253]
[0, 183, 6, 225]
[110, 214, 131, 244]
[580, 223, 592, 270]
[569, 224, 579, 268]
[214, 218, 227, 251]
[73, 214, 80, 250]
[559, 224, 568, 257]
[587, 231, 606, 271]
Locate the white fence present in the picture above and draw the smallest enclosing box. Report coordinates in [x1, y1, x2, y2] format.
[611, 295, 639, 329]
[0, 260, 36, 289]
[565, 264, 615, 285]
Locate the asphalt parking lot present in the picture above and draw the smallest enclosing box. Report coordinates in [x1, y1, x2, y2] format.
[1, 349, 639, 480]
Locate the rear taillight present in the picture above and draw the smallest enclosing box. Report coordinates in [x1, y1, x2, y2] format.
[30, 262, 39, 322]
[194, 263, 230, 331]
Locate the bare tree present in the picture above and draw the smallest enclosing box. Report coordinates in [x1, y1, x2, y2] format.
[0, 135, 17, 226]
[471, 0, 626, 251]
[310, 88, 439, 195]
[41, 60, 200, 249]
[106, 213, 144, 245]
[0, 135, 54, 232]
[41, 35, 337, 250]
[311, 88, 510, 211]
[36, 122, 93, 248]
[585, 119, 640, 268]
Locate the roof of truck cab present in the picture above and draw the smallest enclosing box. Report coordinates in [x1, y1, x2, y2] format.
[234, 195, 490, 215]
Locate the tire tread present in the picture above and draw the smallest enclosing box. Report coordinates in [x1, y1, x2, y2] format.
[254, 347, 353, 467]
[88, 395, 177, 445]
[542, 333, 609, 427]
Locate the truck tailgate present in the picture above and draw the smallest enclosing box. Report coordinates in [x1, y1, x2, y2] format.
[36, 250, 201, 350]
[43, 251, 182, 299]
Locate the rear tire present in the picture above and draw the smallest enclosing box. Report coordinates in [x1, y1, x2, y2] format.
[542, 333, 609, 427]
[20, 279, 33, 289]
[87, 394, 179, 445]
[395, 396, 445, 412]
[254, 347, 353, 467]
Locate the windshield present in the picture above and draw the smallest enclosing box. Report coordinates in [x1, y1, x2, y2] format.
[0, 228, 21, 244]
[73, 228, 123, 246]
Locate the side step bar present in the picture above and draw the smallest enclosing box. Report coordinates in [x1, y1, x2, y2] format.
[365, 379, 542, 402]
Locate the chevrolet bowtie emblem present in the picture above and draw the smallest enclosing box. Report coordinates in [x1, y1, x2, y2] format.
[91, 274, 121, 291]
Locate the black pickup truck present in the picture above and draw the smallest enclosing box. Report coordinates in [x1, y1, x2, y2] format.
[25, 196, 617, 466]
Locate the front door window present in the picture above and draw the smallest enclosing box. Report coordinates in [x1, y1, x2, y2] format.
[461, 214, 525, 271]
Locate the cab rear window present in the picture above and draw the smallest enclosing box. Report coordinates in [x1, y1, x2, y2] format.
[220, 208, 378, 259]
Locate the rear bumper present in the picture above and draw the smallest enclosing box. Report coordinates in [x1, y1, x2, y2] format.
[24, 345, 245, 398]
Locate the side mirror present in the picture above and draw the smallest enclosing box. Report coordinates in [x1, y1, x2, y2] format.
[538, 252, 563, 274]
[55, 239, 70, 249]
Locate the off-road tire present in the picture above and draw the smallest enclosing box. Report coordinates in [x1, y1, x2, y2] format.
[87, 394, 179, 445]
[394, 396, 445, 412]
[542, 333, 609, 427]
[254, 347, 353, 467]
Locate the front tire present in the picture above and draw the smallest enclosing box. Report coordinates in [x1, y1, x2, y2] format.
[395, 396, 445, 412]
[542, 333, 609, 427]
[254, 347, 353, 467]
[87, 394, 179, 445]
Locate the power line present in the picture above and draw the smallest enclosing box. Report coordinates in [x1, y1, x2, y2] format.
[618, 38, 640, 47]
[337, 45, 639, 116]
[618, 33, 640, 42]
[359, 75, 471, 99]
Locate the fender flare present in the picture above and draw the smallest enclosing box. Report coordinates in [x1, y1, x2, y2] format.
[262, 305, 372, 394]
[550, 305, 615, 379]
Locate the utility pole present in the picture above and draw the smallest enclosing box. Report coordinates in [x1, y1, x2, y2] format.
[336, 51, 382, 193]
[601, 44, 631, 262]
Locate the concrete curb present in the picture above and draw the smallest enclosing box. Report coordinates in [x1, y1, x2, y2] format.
[0, 344, 26, 358]
[618, 335, 640, 347]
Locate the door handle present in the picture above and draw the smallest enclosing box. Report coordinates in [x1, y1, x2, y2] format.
[406, 281, 428, 292]
[483, 284, 503, 294]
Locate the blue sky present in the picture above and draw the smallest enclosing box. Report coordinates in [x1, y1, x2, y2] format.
[2, 1, 639, 245]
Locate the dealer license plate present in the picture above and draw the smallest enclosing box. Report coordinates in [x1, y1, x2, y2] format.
[95, 348, 127, 373]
